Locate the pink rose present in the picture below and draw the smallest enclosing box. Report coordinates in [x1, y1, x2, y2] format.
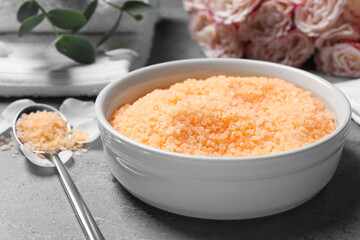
[238, 0, 295, 43]
[189, 11, 244, 58]
[183, 0, 209, 13]
[290, 0, 303, 4]
[295, 0, 348, 37]
[316, 43, 360, 78]
[209, 0, 262, 24]
[315, 21, 360, 49]
[246, 30, 314, 67]
[343, 0, 360, 32]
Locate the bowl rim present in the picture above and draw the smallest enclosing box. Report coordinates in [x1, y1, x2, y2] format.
[95, 58, 352, 162]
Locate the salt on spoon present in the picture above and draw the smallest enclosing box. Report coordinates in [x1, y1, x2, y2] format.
[13, 104, 104, 240]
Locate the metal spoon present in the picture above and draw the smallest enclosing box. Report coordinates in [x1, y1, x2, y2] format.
[13, 104, 105, 240]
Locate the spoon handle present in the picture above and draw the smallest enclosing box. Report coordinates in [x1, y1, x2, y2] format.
[49, 154, 105, 240]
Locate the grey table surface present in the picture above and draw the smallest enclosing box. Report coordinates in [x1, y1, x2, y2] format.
[1, 1, 360, 240]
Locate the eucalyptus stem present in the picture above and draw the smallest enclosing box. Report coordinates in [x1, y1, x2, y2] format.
[96, 10, 123, 48]
[102, 0, 120, 10]
[32, 0, 59, 37]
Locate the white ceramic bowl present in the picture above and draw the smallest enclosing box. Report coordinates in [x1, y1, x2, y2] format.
[95, 59, 351, 220]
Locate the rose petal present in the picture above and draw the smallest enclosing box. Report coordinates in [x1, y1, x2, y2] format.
[0, 99, 35, 134]
[20, 146, 73, 168]
[315, 22, 360, 49]
[189, 11, 244, 58]
[316, 43, 360, 78]
[183, 0, 209, 13]
[290, 0, 304, 4]
[74, 117, 100, 143]
[238, 0, 294, 43]
[294, 0, 348, 37]
[343, 0, 360, 31]
[246, 30, 314, 67]
[209, 0, 262, 24]
[59, 98, 99, 143]
[60, 98, 96, 128]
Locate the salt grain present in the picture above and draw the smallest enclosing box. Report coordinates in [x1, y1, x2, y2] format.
[110, 75, 336, 157]
[12, 149, 19, 158]
[60, 146, 67, 151]
[0, 145, 11, 151]
[15, 110, 88, 154]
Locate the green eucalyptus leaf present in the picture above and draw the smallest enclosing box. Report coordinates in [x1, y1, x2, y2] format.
[122, 1, 157, 14]
[48, 9, 86, 30]
[56, 35, 95, 64]
[18, 14, 45, 37]
[134, 14, 143, 21]
[83, 0, 98, 20]
[103, 1, 121, 10]
[17, 1, 39, 23]
[72, 0, 98, 33]
[96, 11, 122, 48]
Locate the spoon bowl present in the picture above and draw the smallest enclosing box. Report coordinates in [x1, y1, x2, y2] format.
[13, 103, 72, 155]
[13, 104, 104, 240]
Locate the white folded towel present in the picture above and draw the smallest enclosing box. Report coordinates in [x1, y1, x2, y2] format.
[0, 0, 159, 97]
[335, 80, 360, 124]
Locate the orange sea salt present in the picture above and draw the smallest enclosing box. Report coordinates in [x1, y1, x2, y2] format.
[110, 75, 336, 157]
[15, 110, 88, 154]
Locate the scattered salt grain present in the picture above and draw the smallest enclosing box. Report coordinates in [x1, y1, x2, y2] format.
[12, 149, 19, 158]
[60, 146, 67, 151]
[0, 145, 11, 151]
